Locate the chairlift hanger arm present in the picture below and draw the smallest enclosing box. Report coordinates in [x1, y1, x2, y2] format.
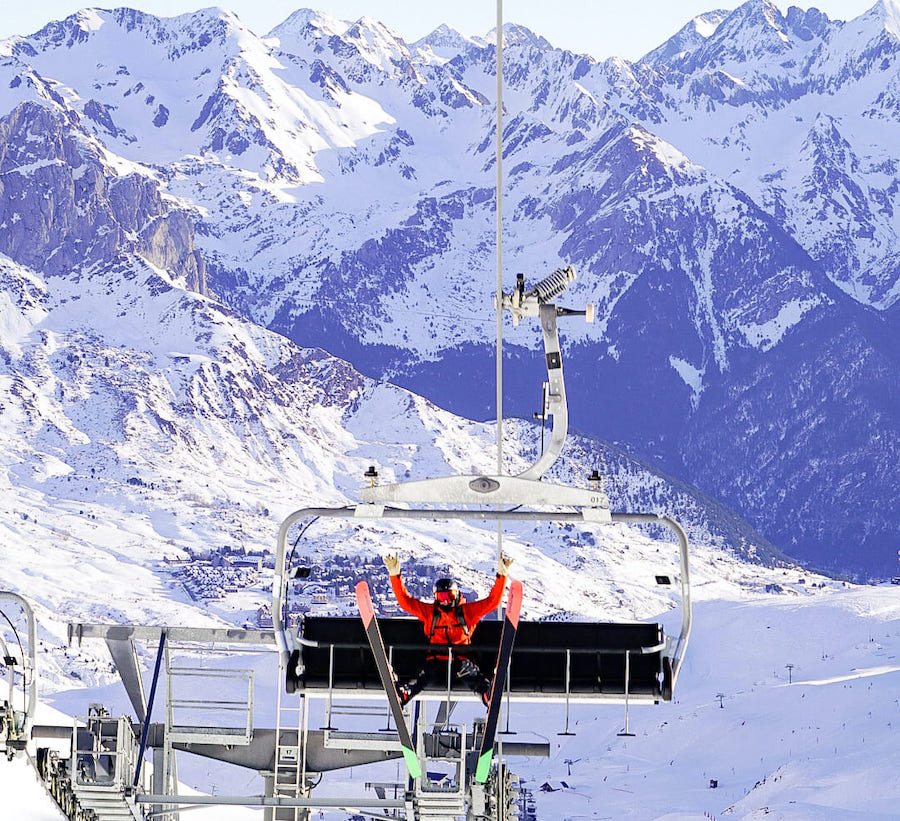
[496, 266, 594, 480]
[272, 269, 688, 693]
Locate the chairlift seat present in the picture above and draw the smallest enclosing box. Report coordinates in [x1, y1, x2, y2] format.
[294, 616, 671, 702]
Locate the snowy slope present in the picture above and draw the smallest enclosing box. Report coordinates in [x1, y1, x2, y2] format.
[516, 583, 900, 820]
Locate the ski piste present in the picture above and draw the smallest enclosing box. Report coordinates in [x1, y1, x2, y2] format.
[355, 580, 422, 779]
[475, 578, 523, 783]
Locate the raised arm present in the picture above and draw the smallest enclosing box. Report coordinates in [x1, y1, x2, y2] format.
[462, 554, 513, 624]
[385, 554, 431, 621]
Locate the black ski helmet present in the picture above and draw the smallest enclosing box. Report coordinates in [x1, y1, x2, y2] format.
[433, 577, 459, 608]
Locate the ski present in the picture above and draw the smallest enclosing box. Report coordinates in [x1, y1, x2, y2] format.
[355, 580, 421, 779]
[474, 578, 523, 783]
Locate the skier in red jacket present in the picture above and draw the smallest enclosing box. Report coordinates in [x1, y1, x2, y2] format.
[384, 552, 513, 706]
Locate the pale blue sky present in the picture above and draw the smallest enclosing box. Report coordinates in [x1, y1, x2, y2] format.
[2, 1, 877, 61]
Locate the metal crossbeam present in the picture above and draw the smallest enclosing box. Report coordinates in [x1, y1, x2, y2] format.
[69, 624, 276, 646]
[135, 795, 405, 809]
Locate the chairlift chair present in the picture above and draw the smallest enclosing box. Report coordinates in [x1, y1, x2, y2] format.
[273, 266, 692, 710]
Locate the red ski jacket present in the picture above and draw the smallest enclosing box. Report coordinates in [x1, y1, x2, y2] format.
[390, 573, 506, 646]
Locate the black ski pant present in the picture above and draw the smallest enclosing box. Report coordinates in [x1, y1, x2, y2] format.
[399, 652, 490, 701]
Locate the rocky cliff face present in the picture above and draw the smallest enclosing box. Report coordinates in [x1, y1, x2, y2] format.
[0, 102, 206, 292]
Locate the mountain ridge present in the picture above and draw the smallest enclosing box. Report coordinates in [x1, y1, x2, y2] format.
[1, 3, 898, 576]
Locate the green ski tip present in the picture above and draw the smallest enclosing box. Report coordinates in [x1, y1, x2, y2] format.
[402, 745, 421, 778]
[475, 749, 492, 783]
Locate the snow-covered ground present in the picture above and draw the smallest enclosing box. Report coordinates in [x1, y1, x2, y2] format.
[517, 585, 900, 820]
[3, 570, 898, 820]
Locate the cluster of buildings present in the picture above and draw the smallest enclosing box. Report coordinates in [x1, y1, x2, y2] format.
[165, 545, 274, 601]
[166, 546, 458, 624]
[251, 554, 456, 626]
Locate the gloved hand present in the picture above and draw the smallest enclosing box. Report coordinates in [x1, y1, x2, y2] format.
[383, 553, 401, 576]
[497, 553, 514, 577]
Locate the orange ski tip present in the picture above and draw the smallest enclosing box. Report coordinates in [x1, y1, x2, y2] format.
[508, 580, 523, 627]
[356, 581, 375, 625]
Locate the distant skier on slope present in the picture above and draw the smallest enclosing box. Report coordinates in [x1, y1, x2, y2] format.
[383, 552, 513, 706]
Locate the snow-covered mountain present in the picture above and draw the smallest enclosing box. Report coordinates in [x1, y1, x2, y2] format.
[1, 7, 899, 818]
[0, 93, 788, 689]
[0, 3, 897, 584]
